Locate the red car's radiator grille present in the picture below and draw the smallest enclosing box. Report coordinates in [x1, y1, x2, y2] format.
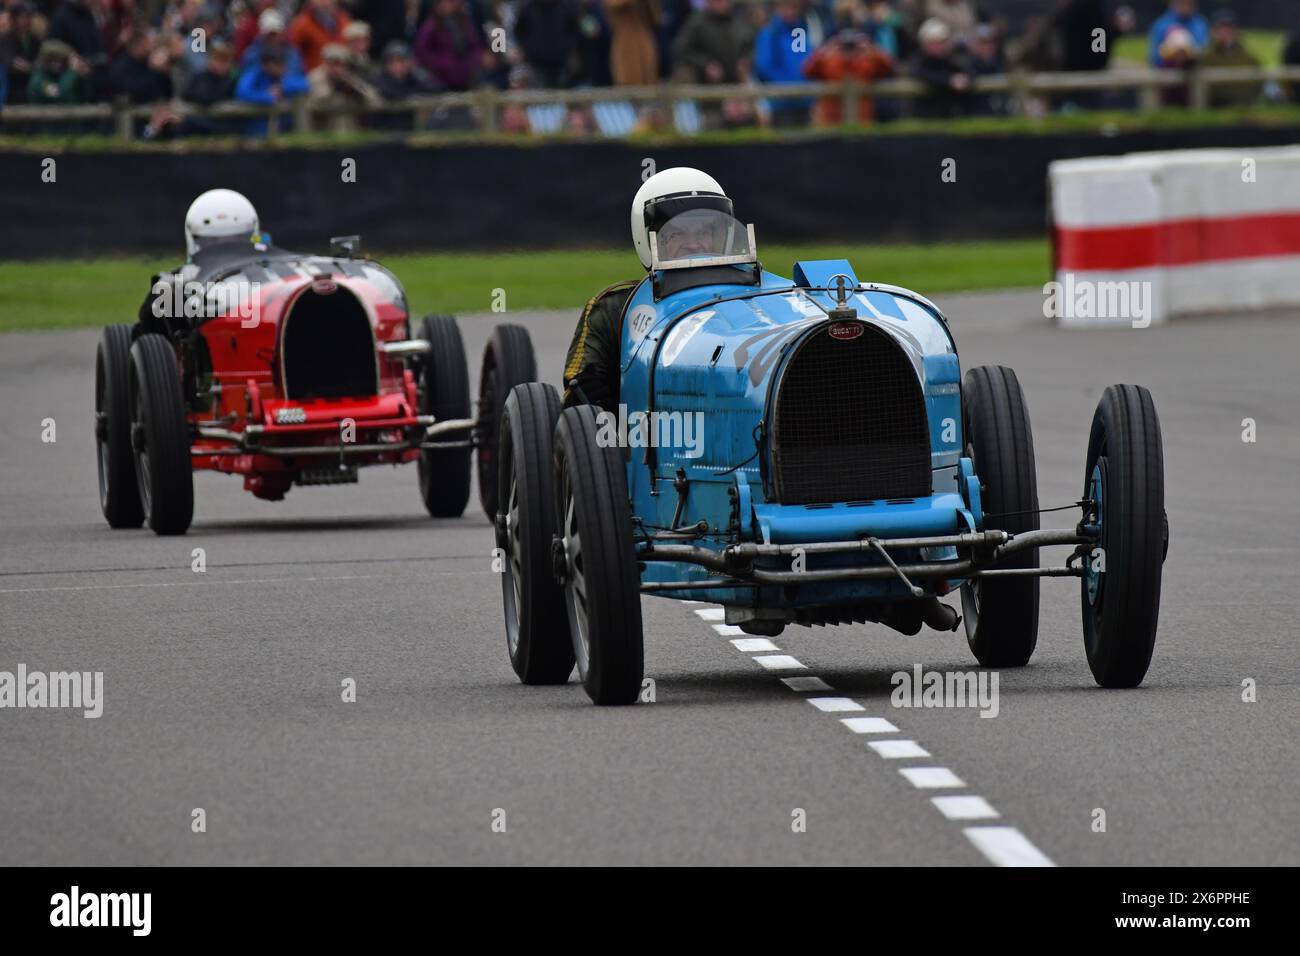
[282, 287, 378, 400]
[771, 322, 931, 505]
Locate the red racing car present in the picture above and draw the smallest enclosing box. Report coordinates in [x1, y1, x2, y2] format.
[94, 233, 531, 534]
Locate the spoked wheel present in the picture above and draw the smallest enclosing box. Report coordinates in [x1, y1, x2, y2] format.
[553, 405, 643, 705]
[499, 383, 572, 684]
[477, 324, 536, 522]
[1081, 384, 1166, 688]
[128, 333, 194, 535]
[95, 324, 144, 528]
[960, 365, 1040, 666]
[416, 314, 472, 517]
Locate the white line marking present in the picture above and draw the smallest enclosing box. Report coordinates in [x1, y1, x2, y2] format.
[840, 717, 899, 734]
[807, 697, 865, 713]
[963, 826, 1056, 867]
[868, 739, 931, 759]
[0, 574, 381, 595]
[781, 676, 832, 692]
[899, 767, 965, 789]
[731, 638, 779, 652]
[932, 796, 999, 821]
[683, 603, 1058, 866]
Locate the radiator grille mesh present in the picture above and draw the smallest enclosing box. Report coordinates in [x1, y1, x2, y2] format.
[771, 323, 930, 505]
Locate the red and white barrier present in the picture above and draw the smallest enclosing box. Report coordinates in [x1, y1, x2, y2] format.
[1049, 146, 1300, 327]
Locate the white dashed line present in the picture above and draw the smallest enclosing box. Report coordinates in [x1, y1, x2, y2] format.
[932, 796, 1000, 821]
[781, 676, 832, 692]
[899, 767, 965, 790]
[840, 716, 899, 734]
[682, 605, 1056, 866]
[964, 827, 1055, 867]
[868, 739, 931, 759]
[806, 697, 865, 713]
[731, 638, 779, 652]
[751, 655, 807, 671]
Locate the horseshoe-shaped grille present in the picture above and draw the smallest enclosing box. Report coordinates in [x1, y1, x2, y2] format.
[771, 323, 931, 505]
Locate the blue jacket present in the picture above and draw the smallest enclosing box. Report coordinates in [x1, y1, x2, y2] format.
[241, 39, 306, 78]
[235, 62, 309, 136]
[1148, 9, 1209, 66]
[754, 14, 822, 111]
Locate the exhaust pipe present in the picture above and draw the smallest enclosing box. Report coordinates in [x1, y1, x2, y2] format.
[920, 598, 961, 632]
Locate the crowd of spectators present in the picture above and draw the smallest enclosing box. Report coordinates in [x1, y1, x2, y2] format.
[0, 0, 1293, 135]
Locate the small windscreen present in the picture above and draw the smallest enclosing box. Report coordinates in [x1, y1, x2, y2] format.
[652, 209, 754, 268]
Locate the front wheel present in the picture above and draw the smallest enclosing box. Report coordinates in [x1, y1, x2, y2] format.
[416, 314, 472, 517]
[499, 383, 572, 684]
[478, 324, 537, 522]
[553, 405, 643, 705]
[960, 365, 1040, 666]
[95, 324, 145, 528]
[129, 334, 194, 535]
[1081, 384, 1165, 688]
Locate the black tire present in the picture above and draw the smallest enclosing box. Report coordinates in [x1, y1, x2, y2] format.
[1081, 384, 1164, 688]
[128, 334, 194, 535]
[416, 315, 472, 517]
[960, 365, 1040, 666]
[553, 405, 643, 705]
[499, 383, 573, 684]
[478, 324, 537, 522]
[95, 324, 144, 528]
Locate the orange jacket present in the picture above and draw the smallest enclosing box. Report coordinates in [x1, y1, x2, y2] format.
[289, 9, 353, 72]
[802, 42, 894, 125]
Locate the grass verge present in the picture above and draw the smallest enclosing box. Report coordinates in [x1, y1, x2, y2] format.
[0, 239, 1048, 333]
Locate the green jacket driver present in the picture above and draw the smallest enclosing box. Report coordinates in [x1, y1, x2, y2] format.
[562, 167, 735, 412]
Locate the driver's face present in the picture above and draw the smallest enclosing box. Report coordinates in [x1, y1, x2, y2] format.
[660, 216, 720, 259]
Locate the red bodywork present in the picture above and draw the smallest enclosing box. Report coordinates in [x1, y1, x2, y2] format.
[188, 260, 425, 500]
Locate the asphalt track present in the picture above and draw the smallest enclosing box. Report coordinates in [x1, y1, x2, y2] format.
[1, 291, 1297, 866]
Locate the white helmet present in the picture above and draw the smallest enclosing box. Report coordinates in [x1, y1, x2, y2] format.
[630, 167, 731, 270]
[185, 189, 259, 256]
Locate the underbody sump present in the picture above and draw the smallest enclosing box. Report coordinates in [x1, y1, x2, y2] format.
[295, 464, 360, 486]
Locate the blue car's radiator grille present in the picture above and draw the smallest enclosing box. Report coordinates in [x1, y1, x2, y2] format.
[771, 323, 930, 505]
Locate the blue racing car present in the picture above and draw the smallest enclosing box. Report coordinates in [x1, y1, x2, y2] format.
[495, 189, 1167, 705]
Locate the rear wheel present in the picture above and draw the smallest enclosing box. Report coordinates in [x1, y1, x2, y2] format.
[1081, 385, 1165, 688]
[553, 405, 643, 705]
[960, 365, 1040, 666]
[416, 314, 472, 517]
[499, 383, 572, 684]
[129, 334, 194, 535]
[478, 324, 536, 522]
[95, 324, 144, 528]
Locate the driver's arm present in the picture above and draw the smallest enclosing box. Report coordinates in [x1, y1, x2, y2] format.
[562, 281, 637, 412]
[138, 269, 181, 335]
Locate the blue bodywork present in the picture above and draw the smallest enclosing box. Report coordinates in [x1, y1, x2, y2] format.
[618, 259, 985, 616]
